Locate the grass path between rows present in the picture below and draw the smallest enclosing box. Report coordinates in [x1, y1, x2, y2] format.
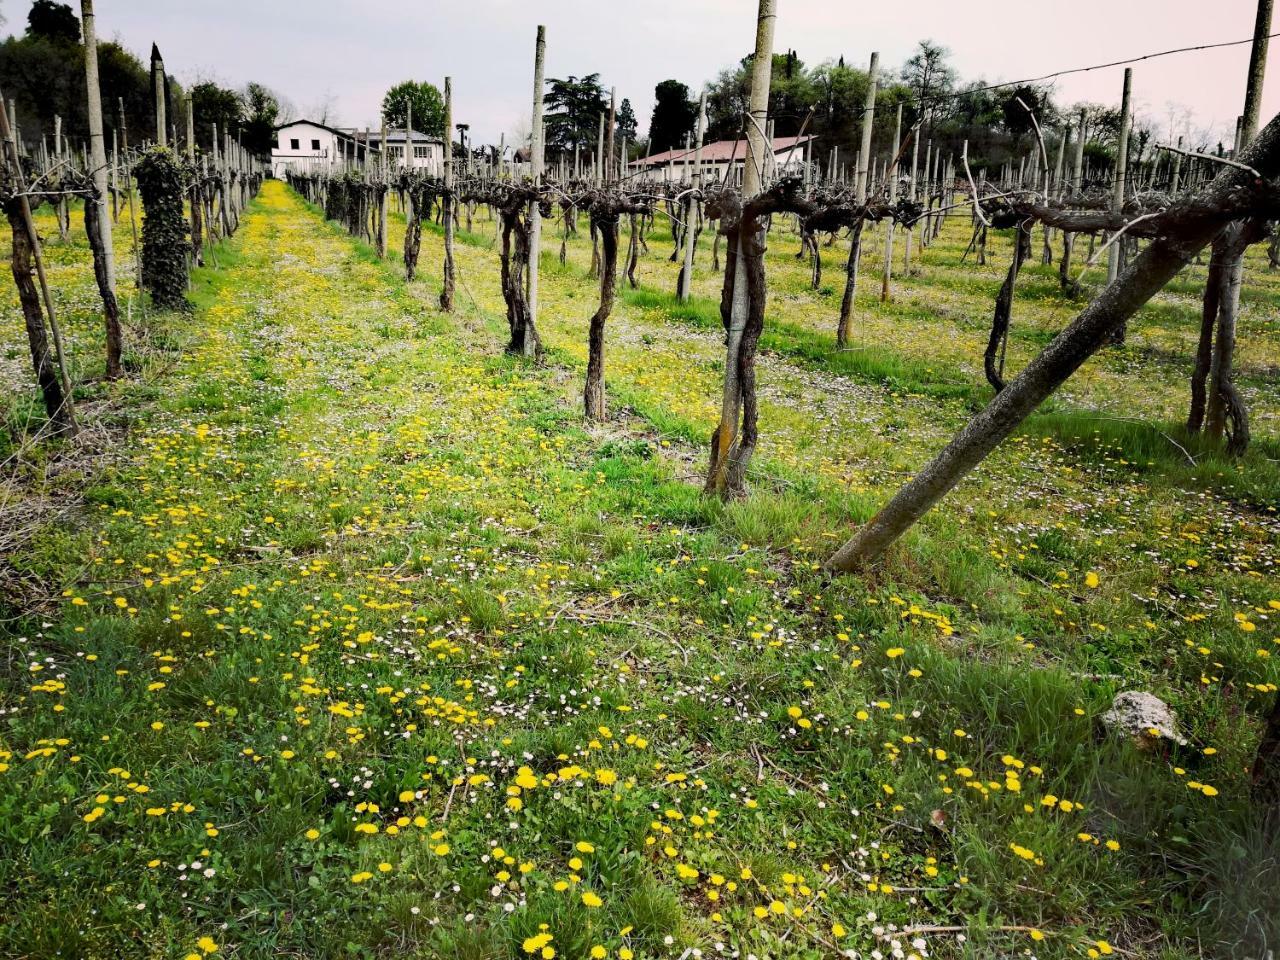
[2, 181, 1278, 959]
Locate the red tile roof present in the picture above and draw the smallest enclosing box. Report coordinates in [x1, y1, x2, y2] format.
[632, 134, 816, 167]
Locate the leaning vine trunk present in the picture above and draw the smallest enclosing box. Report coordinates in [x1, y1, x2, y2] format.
[836, 219, 865, 347]
[1204, 220, 1262, 454]
[723, 223, 768, 494]
[826, 108, 1280, 571]
[7, 203, 73, 434]
[1186, 249, 1223, 433]
[499, 202, 542, 359]
[403, 187, 424, 282]
[626, 212, 639, 289]
[83, 193, 123, 379]
[1058, 231, 1076, 296]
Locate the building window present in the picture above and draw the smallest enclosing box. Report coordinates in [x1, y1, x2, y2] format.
[414, 145, 428, 159]
[388, 146, 402, 159]
[311, 139, 321, 150]
[289, 138, 300, 150]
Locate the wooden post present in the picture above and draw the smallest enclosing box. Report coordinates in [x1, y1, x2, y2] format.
[405, 102, 412, 172]
[606, 87, 616, 183]
[440, 76, 456, 312]
[707, 0, 775, 494]
[838, 51, 878, 346]
[596, 112, 605, 186]
[378, 116, 389, 257]
[185, 93, 204, 269]
[679, 90, 707, 302]
[525, 25, 546, 356]
[881, 102, 902, 302]
[1243, 0, 1273, 144]
[855, 61, 876, 202]
[904, 116, 920, 273]
[1204, 0, 1272, 446]
[80, 0, 122, 377]
[119, 97, 143, 292]
[110, 126, 118, 221]
[1107, 68, 1132, 285]
[151, 44, 167, 147]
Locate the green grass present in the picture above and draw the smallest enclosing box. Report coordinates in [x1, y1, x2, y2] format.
[0, 182, 1276, 960]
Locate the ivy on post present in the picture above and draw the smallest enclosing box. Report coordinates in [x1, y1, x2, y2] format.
[135, 147, 190, 311]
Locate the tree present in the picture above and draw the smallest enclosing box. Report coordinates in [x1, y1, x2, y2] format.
[647, 79, 696, 153]
[0, 27, 152, 146]
[810, 57, 869, 159]
[705, 51, 819, 142]
[615, 97, 637, 145]
[303, 92, 338, 126]
[1001, 84, 1054, 148]
[189, 80, 242, 150]
[1072, 102, 1123, 148]
[901, 39, 955, 131]
[543, 73, 607, 157]
[27, 0, 79, 44]
[769, 49, 816, 136]
[241, 82, 283, 154]
[381, 80, 444, 137]
[704, 60, 750, 141]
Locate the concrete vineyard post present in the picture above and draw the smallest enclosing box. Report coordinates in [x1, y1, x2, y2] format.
[441, 76, 456, 311]
[80, 0, 122, 378]
[1107, 68, 1132, 286]
[679, 90, 707, 302]
[836, 50, 878, 346]
[526, 25, 546, 356]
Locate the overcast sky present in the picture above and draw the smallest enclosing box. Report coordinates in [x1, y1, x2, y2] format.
[68, 0, 1279, 147]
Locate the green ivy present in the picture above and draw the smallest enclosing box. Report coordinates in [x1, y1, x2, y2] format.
[135, 147, 190, 311]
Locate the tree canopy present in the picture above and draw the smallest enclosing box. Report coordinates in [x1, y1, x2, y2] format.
[0, 2, 170, 150]
[26, 0, 79, 44]
[615, 97, 637, 147]
[189, 80, 244, 150]
[681, 39, 1154, 177]
[647, 79, 697, 154]
[241, 82, 287, 154]
[381, 80, 445, 137]
[543, 74, 608, 157]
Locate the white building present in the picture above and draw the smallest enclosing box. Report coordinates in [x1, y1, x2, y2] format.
[366, 129, 446, 175]
[271, 120, 364, 177]
[270, 120, 446, 177]
[628, 134, 817, 184]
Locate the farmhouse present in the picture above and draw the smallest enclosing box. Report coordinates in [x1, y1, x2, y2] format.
[366, 129, 446, 175]
[270, 119, 362, 176]
[627, 134, 817, 183]
[270, 120, 445, 176]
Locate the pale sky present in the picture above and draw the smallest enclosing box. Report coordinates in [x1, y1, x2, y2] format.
[73, 0, 1279, 147]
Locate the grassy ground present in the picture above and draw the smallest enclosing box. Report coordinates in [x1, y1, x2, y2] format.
[1, 181, 1278, 960]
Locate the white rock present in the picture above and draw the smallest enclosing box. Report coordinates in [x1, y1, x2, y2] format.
[1101, 691, 1187, 746]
